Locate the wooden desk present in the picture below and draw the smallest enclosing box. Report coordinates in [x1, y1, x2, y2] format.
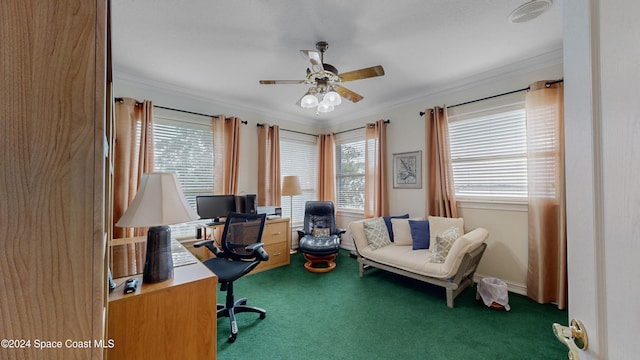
[179, 217, 291, 274]
[107, 243, 217, 360]
[254, 217, 290, 273]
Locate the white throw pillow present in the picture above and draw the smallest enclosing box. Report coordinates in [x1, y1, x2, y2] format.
[427, 216, 464, 250]
[363, 217, 391, 250]
[390, 218, 413, 245]
[430, 226, 461, 263]
[391, 217, 425, 246]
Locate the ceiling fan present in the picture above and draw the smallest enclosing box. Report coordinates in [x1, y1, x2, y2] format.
[259, 41, 385, 113]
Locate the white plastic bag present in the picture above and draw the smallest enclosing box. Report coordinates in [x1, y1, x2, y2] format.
[477, 277, 510, 311]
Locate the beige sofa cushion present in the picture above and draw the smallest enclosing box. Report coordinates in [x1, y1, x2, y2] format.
[428, 216, 464, 248]
[391, 217, 426, 246]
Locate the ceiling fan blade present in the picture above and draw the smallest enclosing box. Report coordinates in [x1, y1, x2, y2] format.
[335, 85, 364, 103]
[259, 80, 305, 84]
[339, 65, 385, 82]
[300, 50, 324, 73]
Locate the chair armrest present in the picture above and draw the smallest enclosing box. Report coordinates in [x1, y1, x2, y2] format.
[193, 239, 222, 257]
[296, 228, 305, 239]
[246, 243, 269, 261]
[336, 227, 346, 236]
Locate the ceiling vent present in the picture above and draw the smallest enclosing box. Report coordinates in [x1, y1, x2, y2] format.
[508, 0, 553, 23]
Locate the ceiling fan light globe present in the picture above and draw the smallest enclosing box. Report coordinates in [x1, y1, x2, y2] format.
[317, 101, 334, 113]
[324, 91, 342, 106]
[300, 94, 319, 108]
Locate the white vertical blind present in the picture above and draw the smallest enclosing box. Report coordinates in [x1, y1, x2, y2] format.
[280, 132, 317, 225]
[447, 93, 528, 201]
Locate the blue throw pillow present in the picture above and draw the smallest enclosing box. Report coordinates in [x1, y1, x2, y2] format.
[383, 214, 410, 242]
[409, 220, 430, 250]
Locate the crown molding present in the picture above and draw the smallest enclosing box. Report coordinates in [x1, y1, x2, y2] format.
[113, 70, 327, 127]
[323, 47, 564, 127]
[114, 47, 562, 129]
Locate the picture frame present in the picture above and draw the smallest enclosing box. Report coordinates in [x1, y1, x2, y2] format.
[392, 151, 422, 189]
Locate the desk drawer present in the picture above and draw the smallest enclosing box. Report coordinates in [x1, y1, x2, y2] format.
[263, 221, 288, 244]
[254, 241, 289, 273]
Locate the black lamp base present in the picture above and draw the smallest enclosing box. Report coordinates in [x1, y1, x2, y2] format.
[143, 225, 174, 283]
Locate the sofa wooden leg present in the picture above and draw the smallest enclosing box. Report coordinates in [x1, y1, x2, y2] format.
[446, 289, 454, 308]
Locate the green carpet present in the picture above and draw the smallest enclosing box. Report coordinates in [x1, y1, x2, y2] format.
[216, 250, 567, 359]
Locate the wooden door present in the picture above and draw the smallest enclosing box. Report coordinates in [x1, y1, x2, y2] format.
[0, 1, 107, 359]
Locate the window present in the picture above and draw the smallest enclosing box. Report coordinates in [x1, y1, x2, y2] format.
[140, 109, 215, 239]
[447, 93, 527, 202]
[335, 133, 365, 211]
[280, 132, 317, 225]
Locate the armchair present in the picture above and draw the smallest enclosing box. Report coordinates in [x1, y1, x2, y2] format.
[297, 201, 345, 273]
[195, 212, 268, 343]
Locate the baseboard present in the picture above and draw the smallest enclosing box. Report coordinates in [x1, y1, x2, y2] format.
[473, 273, 527, 296]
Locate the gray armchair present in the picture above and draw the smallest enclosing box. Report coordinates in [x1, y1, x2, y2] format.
[297, 201, 345, 272]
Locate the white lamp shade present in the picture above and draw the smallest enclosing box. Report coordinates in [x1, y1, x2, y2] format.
[323, 91, 342, 106]
[317, 101, 334, 113]
[116, 172, 199, 227]
[281, 176, 302, 196]
[300, 94, 319, 108]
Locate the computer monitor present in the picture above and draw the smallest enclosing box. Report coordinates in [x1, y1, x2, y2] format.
[195, 195, 236, 226]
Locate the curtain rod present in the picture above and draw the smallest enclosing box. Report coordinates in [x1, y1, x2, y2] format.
[257, 119, 391, 137]
[256, 123, 317, 137]
[418, 79, 563, 117]
[256, 124, 317, 137]
[333, 119, 391, 135]
[114, 98, 248, 124]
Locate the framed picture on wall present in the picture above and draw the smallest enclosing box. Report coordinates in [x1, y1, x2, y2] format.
[393, 151, 422, 189]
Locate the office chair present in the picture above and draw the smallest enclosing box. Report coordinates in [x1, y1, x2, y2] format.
[195, 212, 268, 343]
[297, 201, 344, 272]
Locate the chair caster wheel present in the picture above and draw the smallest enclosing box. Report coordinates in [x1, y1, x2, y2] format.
[260, 313, 266, 320]
[228, 334, 236, 343]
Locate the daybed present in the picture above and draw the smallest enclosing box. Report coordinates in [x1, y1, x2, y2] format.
[347, 216, 489, 308]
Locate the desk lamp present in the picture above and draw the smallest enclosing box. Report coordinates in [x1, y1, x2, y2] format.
[116, 172, 199, 283]
[281, 176, 302, 254]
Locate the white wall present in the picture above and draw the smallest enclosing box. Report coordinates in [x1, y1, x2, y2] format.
[115, 59, 563, 294]
[334, 62, 563, 294]
[115, 78, 321, 197]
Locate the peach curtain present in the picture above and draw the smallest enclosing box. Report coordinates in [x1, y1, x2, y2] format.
[525, 81, 567, 310]
[317, 133, 336, 202]
[425, 106, 458, 218]
[364, 120, 389, 218]
[212, 116, 241, 195]
[257, 124, 281, 206]
[112, 98, 154, 277]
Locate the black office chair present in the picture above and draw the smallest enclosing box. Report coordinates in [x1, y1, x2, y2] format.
[195, 212, 268, 343]
[297, 201, 344, 273]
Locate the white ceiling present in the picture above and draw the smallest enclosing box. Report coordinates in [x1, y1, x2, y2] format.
[111, 0, 562, 126]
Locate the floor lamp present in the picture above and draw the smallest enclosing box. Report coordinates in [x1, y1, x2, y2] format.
[281, 176, 302, 254]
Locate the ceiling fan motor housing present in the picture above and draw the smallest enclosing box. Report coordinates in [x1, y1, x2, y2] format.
[306, 63, 339, 76]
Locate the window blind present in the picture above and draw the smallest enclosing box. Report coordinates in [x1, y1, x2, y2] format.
[447, 93, 528, 201]
[140, 113, 215, 239]
[280, 133, 318, 225]
[335, 138, 365, 210]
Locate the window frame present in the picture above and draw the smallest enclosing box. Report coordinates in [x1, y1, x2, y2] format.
[335, 130, 366, 213]
[279, 131, 318, 226]
[145, 108, 216, 239]
[446, 92, 529, 210]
